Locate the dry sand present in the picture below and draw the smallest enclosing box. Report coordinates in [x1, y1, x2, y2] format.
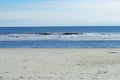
[0, 48, 120, 80]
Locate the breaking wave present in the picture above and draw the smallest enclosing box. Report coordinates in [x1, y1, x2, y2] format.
[0, 32, 120, 41]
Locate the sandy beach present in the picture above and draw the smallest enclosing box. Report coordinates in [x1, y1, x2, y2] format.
[0, 48, 120, 80]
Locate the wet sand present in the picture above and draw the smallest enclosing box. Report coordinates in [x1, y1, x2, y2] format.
[0, 48, 120, 80]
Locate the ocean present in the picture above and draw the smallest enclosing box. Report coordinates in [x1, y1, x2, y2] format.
[0, 26, 120, 48]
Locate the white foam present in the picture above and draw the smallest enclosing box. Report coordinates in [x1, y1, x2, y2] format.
[0, 33, 120, 41]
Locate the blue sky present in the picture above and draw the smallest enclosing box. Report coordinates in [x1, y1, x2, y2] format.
[0, 0, 120, 26]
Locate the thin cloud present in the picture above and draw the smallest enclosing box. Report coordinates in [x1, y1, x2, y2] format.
[0, 0, 120, 26]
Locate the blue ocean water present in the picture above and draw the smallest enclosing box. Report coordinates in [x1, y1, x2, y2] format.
[0, 26, 120, 33]
[0, 26, 120, 48]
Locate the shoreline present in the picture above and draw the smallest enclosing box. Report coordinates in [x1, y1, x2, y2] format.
[0, 48, 120, 49]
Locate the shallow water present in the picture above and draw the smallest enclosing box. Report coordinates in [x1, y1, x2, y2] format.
[0, 40, 120, 48]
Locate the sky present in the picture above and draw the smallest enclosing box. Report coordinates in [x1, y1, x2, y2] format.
[0, 0, 120, 27]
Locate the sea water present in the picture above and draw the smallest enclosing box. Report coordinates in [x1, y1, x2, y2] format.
[0, 26, 120, 48]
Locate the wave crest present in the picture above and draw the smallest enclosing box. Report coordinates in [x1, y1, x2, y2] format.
[0, 32, 120, 41]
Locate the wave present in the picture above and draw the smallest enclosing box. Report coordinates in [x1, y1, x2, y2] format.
[0, 32, 120, 41]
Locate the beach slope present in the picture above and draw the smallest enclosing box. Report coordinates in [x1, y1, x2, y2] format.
[0, 49, 120, 80]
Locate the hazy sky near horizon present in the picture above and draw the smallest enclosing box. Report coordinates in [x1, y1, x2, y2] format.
[0, 0, 120, 26]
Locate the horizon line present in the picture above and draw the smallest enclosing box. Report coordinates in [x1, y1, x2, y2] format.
[0, 25, 120, 27]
